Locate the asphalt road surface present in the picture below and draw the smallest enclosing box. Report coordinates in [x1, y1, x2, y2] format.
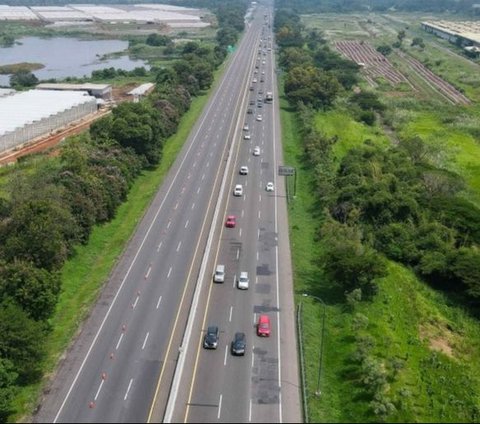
[34, 2, 300, 423]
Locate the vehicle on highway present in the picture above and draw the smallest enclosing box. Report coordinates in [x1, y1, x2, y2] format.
[231, 332, 247, 356]
[253, 146, 260, 156]
[266, 182, 274, 192]
[262, 61, 266, 65]
[249, 100, 255, 105]
[237, 271, 249, 289]
[243, 123, 249, 131]
[247, 108, 253, 114]
[257, 102, 263, 108]
[244, 134, 251, 140]
[250, 86, 254, 91]
[213, 264, 225, 283]
[256, 115, 263, 122]
[239, 166, 249, 175]
[253, 78, 258, 83]
[225, 215, 236, 228]
[259, 89, 264, 94]
[257, 315, 271, 337]
[203, 326, 219, 349]
[261, 70, 265, 75]
[260, 77, 265, 82]
[234, 184, 243, 197]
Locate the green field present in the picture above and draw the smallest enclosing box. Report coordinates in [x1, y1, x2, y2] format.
[283, 12, 480, 423]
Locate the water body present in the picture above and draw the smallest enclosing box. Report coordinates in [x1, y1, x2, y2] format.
[0, 36, 149, 86]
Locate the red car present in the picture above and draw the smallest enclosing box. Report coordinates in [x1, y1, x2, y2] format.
[257, 314, 271, 337]
[225, 215, 236, 228]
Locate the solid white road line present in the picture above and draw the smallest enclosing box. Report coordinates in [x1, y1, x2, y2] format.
[224, 345, 228, 366]
[229, 306, 233, 322]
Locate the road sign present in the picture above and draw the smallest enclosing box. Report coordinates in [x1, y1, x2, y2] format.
[278, 166, 295, 176]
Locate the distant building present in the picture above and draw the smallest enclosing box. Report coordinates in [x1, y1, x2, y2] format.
[421, 21, 480, 48]
[0, 90, 97, 154]
[36, 83, 112, 100]
[127, 83, 155, 102]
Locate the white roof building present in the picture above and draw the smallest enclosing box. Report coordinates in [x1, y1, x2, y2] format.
[0, 90, 97, 154]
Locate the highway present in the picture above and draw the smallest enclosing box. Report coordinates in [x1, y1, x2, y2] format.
[163, 2, 301, 423]
[34, 2, 300, 423]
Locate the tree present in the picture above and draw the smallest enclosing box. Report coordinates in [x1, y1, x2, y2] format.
[320, 220, 386, 298]
[397, 30, 406, 44]
[9, 71, 38, 89]
[411, 37, 425, 48]
[0, 358, 17, 422]
[285, 66, 341, 109]
[1, 198, 79, 271]
[0, 301, 45, 383]
[376, 44, 392, 56]
[452, 248, 480, 299]
[0, 260, 61, 321]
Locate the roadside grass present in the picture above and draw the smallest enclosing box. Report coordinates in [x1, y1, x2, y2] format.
[397, 109, 480, 207]
[313, 108, 390, 159]
[281, 88, 480, 422]
[11, 63, 226, 421]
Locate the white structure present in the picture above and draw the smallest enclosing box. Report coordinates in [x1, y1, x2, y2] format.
[128, 83, 155, 102]
[422, 21, 480, 47]
[0, 88, 15, 98]
[0, 90, 97, 154]
[0, 3, 207, 27]
[0, 5, 38, 20]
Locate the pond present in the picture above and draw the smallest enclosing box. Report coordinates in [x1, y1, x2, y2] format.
[0, 36, 149, 86]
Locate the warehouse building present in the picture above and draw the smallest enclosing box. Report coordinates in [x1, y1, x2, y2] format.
[128, 83, 155, 102]
[421, 21, 480, 48]
[0, 90, 97, 154]
[36, 83, 112, 100]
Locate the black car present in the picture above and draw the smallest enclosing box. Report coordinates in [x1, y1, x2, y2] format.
[249, 100, 255, 105]
[203, 326, 219, 349]
[231, 332, 246, 356]
[247, 108, 253, 114]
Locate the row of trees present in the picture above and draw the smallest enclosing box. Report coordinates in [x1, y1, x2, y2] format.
[0, 1, 246, 419]
[275, 9, 359, 110]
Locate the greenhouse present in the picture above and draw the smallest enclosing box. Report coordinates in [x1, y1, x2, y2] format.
[0, 90, 97, 154]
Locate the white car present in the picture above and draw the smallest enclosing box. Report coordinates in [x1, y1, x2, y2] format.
[266, 182, 274, 192]
[253, 146, 260, 156]
[244, 134, 251, 140]
[243, 123, 249, 131]
[253, 78, 258, 83]
[237, 272, 249, 290]
[261, 70, 265, 75]
[239, 166, 249, 175]
[234, 184, 243, 196]
[262, 60, 266, 64]
[256, 115, 263, 122]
